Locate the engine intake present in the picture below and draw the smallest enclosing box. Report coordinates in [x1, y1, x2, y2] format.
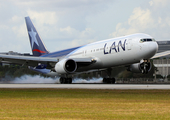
[127, 62, 152, 74]
[55, 59, 77, 74]
[65, 59, 77, 72]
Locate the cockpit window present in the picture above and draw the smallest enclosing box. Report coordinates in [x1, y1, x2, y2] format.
[140, 38, 155, 43]
[152, 39, 156, 41]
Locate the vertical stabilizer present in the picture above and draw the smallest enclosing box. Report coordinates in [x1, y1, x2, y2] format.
[25, 16, 49, 56]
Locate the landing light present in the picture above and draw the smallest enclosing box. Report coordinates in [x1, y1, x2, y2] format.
[91, 59, 96, 63]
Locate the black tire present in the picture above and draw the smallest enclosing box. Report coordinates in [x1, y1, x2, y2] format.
[110, 78, 115, 84]
[103, 78, 107, 83]
[103, 78, 115, 84]
[59, 77, 64, 84]
[107, 78, 111, 84]
[60, 77, 72, 84]
[68, 78, 72, 84]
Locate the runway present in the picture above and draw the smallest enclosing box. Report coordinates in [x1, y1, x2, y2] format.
[0, 84, 170, 89]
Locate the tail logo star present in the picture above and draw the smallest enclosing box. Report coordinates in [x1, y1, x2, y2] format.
[29, 28, 39, 48]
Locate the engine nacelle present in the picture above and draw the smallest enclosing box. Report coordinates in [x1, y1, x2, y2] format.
[127, 62, 152, 74]
[55, 59, 77, 74]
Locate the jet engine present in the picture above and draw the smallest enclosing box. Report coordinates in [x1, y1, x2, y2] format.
[127, 62, 152, 74]
[55, 59, 77, 74]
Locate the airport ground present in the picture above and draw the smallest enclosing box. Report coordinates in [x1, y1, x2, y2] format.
[0, 88, 170, 120]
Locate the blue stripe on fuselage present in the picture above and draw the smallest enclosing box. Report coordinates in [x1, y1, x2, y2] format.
[40, 46, 81, 58]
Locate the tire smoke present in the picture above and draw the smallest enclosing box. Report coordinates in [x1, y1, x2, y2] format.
[10, 75, 59, 84]
[9, 75, 103, 84]
[73, 78, 103, 83]
[0, 75, 103, 84]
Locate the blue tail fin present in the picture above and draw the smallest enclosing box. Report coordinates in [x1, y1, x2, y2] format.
[25, 16, 49, 56]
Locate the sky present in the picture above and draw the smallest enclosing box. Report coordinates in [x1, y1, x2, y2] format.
[0, 0, 170, 53]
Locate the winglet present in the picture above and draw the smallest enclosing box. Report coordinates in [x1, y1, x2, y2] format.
[25, 16, 49, 56]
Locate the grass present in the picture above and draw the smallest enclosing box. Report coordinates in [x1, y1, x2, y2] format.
[0, 89, 169, 120]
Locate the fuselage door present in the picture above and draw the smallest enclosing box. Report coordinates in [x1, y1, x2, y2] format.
[127, 39, 132, 50]
[83, 50, 87, 56]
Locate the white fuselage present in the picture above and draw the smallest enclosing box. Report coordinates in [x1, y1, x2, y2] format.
[68, 33, 158, 68]
[47, 33, 158, 76]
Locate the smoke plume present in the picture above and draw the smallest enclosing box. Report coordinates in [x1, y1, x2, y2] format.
[1, 75, 103, 84]
[73, 78, 103, 83]
[10, 75, 59, 84]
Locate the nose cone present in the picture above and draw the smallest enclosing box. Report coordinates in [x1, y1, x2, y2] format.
[149, 42, 158, 57]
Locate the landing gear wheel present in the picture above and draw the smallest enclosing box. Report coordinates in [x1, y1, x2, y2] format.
[59, 77, 64, 84]
[59, 77, 72, 84]
[110, 78, 115, 84]
[103, 78, 107, 83]
[103, 78, 115, 84]
[67, 78, 72, 84]
[141, 62, 149, 74]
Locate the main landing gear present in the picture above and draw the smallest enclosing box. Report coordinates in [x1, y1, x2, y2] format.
[59, 77, 116, 84]
[103, 78, 116, 84]
[102, 68, 116, 84]
[59, 77, 72, 84]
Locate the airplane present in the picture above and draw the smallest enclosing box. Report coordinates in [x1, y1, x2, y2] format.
[0, 16, 169, 84]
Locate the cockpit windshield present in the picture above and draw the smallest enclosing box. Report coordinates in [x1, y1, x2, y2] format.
[140, 38, 156, 43]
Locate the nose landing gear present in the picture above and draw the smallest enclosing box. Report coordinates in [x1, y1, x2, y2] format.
[140, 60, 151, 74]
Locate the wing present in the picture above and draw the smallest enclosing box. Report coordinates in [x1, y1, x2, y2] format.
[151, 50, 170, 59]
[0, 54, 59, 68]
[0, 54, 94, 69]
